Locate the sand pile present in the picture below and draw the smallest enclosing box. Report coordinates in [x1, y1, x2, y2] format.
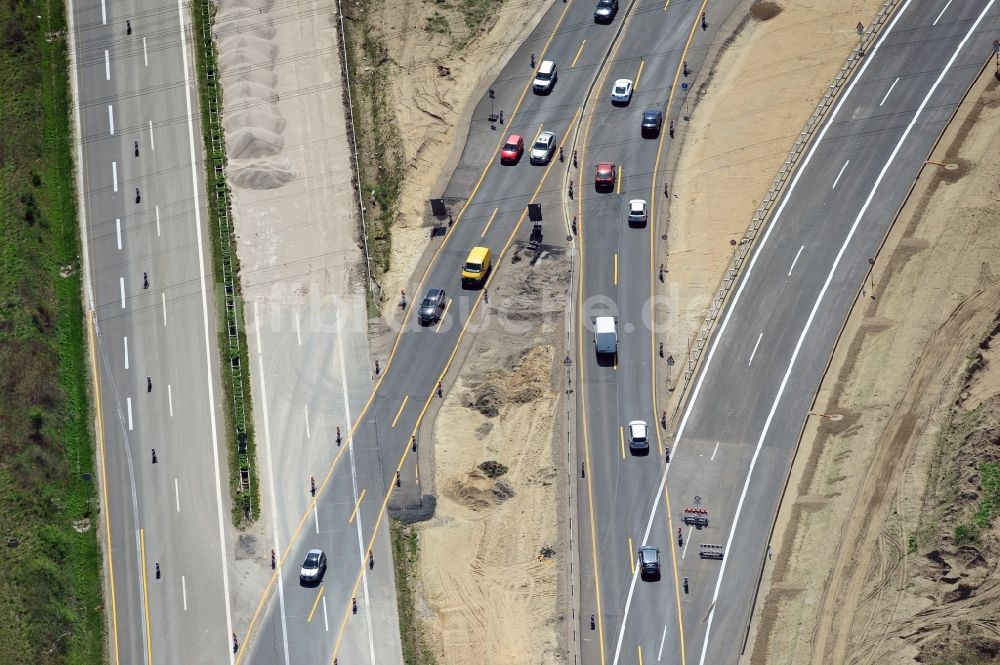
[213, 0, 295, 189]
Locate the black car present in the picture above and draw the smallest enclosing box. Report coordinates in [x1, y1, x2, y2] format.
[641, 109, 663, 137]
[638, 546, 660, 580]
[594, 0, 618, 22]
[418, 288, 447, 325]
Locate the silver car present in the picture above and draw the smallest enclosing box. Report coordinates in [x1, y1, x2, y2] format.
[529, 131, 557, 165]
[628, 420, 648, 451]
[299, 549, 327, 584]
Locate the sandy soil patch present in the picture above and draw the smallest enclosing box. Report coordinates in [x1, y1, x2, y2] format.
[749, 64, 1000, 665]
[662, 0, 885, 395]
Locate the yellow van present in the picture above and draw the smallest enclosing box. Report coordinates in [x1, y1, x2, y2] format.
[461, 246, 492, 287]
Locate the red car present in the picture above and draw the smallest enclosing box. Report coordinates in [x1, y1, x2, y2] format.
[500, 135, 524, 164]
[595, 162, 616, 190]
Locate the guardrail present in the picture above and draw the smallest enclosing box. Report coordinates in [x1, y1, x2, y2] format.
[670, 0, 902, 420]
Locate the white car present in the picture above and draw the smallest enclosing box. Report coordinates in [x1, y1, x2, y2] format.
[529, 131, 557, 165]
[628, 420, 649, 451]
[611, 78, 634, 105]
[627, 199, 647, 226]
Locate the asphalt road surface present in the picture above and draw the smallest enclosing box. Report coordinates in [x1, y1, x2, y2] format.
[573, 2, 1000, 665]
[69, 0, 237, 662]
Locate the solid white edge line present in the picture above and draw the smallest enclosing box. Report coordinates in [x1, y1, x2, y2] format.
[108, 105, 114, 134]
[304, 404, 310, 439]
[175, 478, 180, 512]
[696, 3, 994, 663]
[168, 383, 173, 417]
[161, 292, 167, 326]
[143, 37, 148, 66]
[788, 245, 804, 276]
[252, 302, 292, 664]
[149, 120, 155, 151]
[119, 277, 125, 308]
[116, 218, 122, 249]
[295, 311, 301, 346]
[175, 0, 237, 659]
[155, 205, 160, 237]
[127, 397, 133, 431]
[879, 76, 900, 106]
[934, 0, 954, 25]
[112, 160, 118, 192]
[313, 503, 319, 534]
[831, 159, 850, 189]
[747, 333, 763, 366]
[124, 336, 129, 369]
[182, 575, 188, 611]
[335, 298, 377, 663]
[104, 49, 110, 80]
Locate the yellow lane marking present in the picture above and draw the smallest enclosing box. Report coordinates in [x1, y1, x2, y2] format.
[614, 253, 618, 286]
[634, 59, 645, 91]
[391, 395, 409, 428]
[664, 0, 671, 10]
[617, 166, 623, 195]
[572, 40, 587, 68]
[89, 311, 121, 665]
[628, 536, 635, 575]
[435, 300, 452, 332]
[532, 123, 545, 144]
[307, 586, 325, 623]
[638, 644, 645, 665]
[327, 107, 582, 665]
[236, 5, 586, 657]
[648, 5, 707, 664]
[139, 529, 152, 665]
[348, 489, 366, 524]
[620, 425, 625, 459]
[481, 207, 499, 238]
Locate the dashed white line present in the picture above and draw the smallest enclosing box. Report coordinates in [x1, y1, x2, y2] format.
[748, 333, 763, 366]
[710, 441, 719, 461]
[116, 218, 122, 250]
[155, 205, 160, 236]
[294, 311, 302, 346]
[142, 37, 148, 66]
[168, 384, 173, 417]
[149, 120, 155, 151]
[108, 105, 114, 134]
[100, 0, 106, 24]
[933, 0, 953, 25]
[657, 625, 667, 661]
[175, 478, 180, 512]
[161, 292, 167, 326]
[313, 503, 320, 534]
[119, 277, 126, 308]
[321, 597, 329, 632]
[879, 77, 900, 107]
[788, 245, 804, 276]
[831, 159, 850, 189]
[104, 50, 110, 80]
[304, 404, 311, 439]
[124, 336, 130, 369]
[112, 161, 118, 192]
[182, 575, 188, 611]
[126, 397, 133, 430]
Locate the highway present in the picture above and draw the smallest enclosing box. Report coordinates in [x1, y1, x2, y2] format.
[572, 1, 1000, 665]
[69, 0, 236, 663]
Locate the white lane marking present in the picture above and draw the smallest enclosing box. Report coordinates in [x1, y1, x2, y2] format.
[108, 105, 114, 134]
[112, 161, 118, 192]
[831, 159, 850, 189]
[335, 298, 377, 662]
[149, 120, 155, 151]
[681, 526, 692, 559]
[304, 404, 311, 439]
[175, 478, 180, 512]
[119, 277, 126, 308]
[879, 77, 900, 106]
[313, 503, 319, 534]
[933, 0, 953, 25]
[788, 245, 804, 276]
[696, 4, 993, 663]
[161, 293, 167, 326]
[155, 205, 160, 237]
[168, 384, 173, 416]
[127, 397, 133, 430]
[143, 37, 148, 66]
[657, 625, 667, 661]
[116, 218, 122, 249]
[100, 0, 106, 24]
[710, 441, 719, 461]
[252, 303, 291, 665]
[294, 311, 302, 346]
[182, 575, 188, 611]
[124, 336, 130, 369]
[104, 49, 110, 80]
[748, 333, 763, 366]
[322, 597, 329, 632]
[176, 0, 237, 657]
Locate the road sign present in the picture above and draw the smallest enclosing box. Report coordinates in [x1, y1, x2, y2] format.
[681, 82, 688, 90]
[694, 495, 702, 505]
[666, 355, 675, 366]
[856, 21, 864, 35]
[564, 356, 572, 365]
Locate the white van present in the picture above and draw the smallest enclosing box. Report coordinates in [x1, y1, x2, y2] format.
[594, 316, 617, 356]
[533, 61, 557, 94]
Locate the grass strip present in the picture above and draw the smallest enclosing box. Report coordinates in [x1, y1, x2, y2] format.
[390, 520, 437, 665]
[0, 0, 103, 660]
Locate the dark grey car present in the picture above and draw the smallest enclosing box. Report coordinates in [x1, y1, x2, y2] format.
[594, 0, 618, 22]
[418, 288, 447, 325]
[638, 546, 660, 580]
[641, 109, 663, 137]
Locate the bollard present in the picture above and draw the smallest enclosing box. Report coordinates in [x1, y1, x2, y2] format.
[581, 462, 585, 478]
[683, 60, 689, 77]
[669, 120, 675, 139]
[147, 376, 152, 393]
[659, 342, 664, 358]
[437, 381, 443, 397]
[336, 426, 342, 445]
[683, 577, 689, 594]
[271, 549, 276, 569]
[701, 11, 707, 29]
[412, 436, 417, 452]
[395, 472, 401, 488]
[590, 614, 595, 630]
[661, 411, 667, 429]
[374, 360, 380, 375]
[368, 550, 374, 569]
[155, 563, 160, 579]
[352, 597, 357, 614]
[151, 449, 157, 464]
[233, 633, 238, 653]
[572, 216, 578, 235]
[665, 447, 670, 463]
[572, 150, 577, 168]
[310, 476, 316, 496]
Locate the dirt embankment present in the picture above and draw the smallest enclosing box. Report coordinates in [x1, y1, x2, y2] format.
[750, 64, 1000, 665]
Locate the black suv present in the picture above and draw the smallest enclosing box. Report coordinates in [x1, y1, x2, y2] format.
[638, 546, 660, 580]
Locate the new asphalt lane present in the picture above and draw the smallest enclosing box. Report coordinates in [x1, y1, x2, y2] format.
[576, 2, 1000, 665]
[70, 0, 236, 662]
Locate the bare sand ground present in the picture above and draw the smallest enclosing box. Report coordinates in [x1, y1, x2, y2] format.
[749, 64, 1000, 665]
[662, 0, 884, 410]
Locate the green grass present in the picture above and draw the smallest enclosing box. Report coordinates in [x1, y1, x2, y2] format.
[0, 0, 104, 661]
[390, 520, 437, 665]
